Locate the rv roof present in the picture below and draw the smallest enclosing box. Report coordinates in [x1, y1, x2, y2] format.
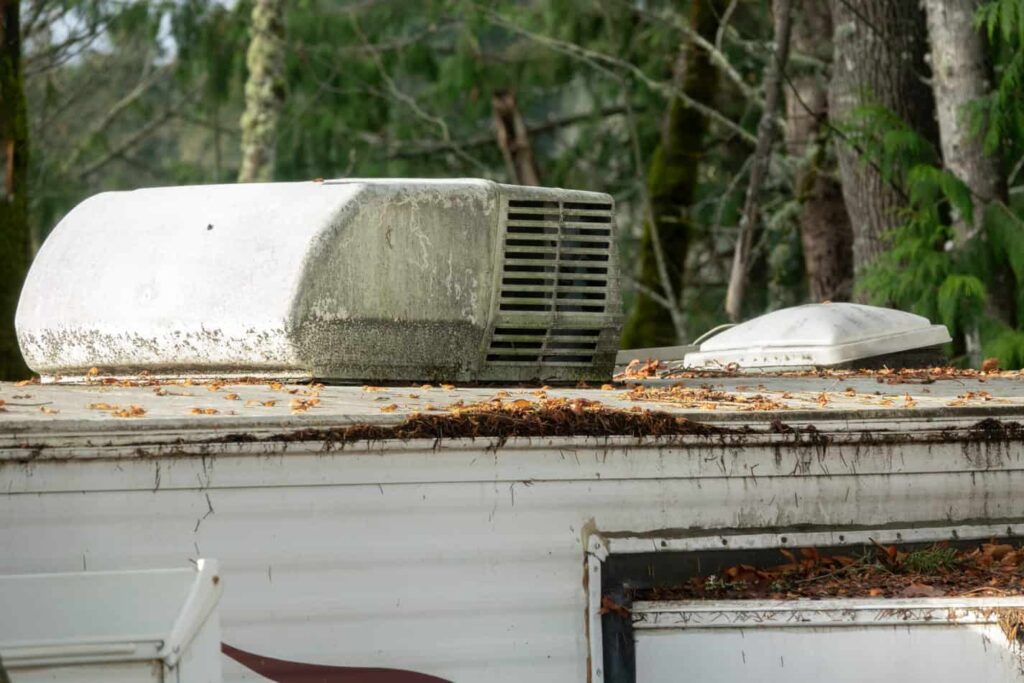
[1, 374, 1022, 437]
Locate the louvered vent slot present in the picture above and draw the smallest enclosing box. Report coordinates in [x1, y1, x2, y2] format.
[488, 196, 613, 366]
[487, 328, 602, 364]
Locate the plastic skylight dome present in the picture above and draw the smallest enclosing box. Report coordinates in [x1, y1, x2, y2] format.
[682, 303, 952, 370]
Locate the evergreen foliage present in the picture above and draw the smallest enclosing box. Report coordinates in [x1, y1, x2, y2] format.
[848, 0, 1024, 367]
[7, 0, 1024, 368]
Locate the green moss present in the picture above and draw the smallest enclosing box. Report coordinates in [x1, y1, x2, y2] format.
[622, 0, 719, 348]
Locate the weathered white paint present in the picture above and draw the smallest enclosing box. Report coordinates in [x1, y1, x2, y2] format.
[0, 560, 222, 683]
[15, 179, 621, 383]
[2, 380, 1023, 681]
[684, 303, 951, 369]
[634, 599, 1024, 682]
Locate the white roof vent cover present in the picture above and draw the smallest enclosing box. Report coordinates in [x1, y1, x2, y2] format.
[682, 303, 952, 370]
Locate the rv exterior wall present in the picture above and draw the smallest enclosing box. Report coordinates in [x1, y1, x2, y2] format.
[2, 418, 1022, 681]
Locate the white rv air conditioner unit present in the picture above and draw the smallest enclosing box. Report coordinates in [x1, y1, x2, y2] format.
[16, 179, 623, 383]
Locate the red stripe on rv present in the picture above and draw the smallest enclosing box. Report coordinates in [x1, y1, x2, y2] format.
[222, 643, 452, 683]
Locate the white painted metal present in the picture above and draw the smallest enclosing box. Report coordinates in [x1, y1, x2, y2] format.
[586, 537, 608, 683]
[683, 302, 952, 369]
[15, 179, 621, 383]
[1, 380, 1023, 681]
[633, 598, 1024, 682]
[2, 376, 1024, 432]
[0, 559, 223, 683]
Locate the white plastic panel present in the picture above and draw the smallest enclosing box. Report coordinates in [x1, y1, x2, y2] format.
[634, 599, 1024, 682]
[0, 560, 222, 683]
[683, 303, 951, 369]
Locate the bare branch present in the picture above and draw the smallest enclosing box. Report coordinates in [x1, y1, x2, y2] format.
[623, 1, 762, 106]
[715, 0, 741, 53]
[481, 6, 756, 146]
[622, 94, 688, 341]
[350, 14, 489, 173]
[623, 276, 673, 311]
[59, 62, 174, 176]
[389, 105, 633, 159]
[725, 0, 793, 321]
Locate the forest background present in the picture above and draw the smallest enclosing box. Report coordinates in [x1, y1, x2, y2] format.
[2, 0, 1024, 379]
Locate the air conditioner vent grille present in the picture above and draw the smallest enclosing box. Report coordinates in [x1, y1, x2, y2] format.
[486, 327, 602, 365]
[486, 196, 614, 367]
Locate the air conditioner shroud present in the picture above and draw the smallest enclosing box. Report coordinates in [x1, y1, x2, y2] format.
[16, 179, 623, 383]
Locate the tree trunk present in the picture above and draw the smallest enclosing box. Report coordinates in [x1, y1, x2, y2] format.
[786, 0, 852, 302]
[238, 0, 286, 183]
[828, 0, 938, 285]
[924, 0, 1014, 334]
[0, 0, 30, 380]
[924, 0, 1004, 236]
[724, 0, 792, 322]
[492, 90, 541, 186]
[621, 0, 718, 347]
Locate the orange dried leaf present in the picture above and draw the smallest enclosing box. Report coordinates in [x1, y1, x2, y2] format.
[379, 403, 399, 413]
[113, 405, 146, 418]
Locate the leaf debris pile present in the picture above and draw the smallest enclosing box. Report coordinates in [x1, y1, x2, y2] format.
[624, 384, 788, 412]
[269, 396, 732, 443]
[617, 358, 665, 379]
[637, 540, 1024, 601]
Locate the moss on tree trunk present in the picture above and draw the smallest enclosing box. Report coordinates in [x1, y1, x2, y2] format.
[238, 0, 286, 183]
[0, 0, 30, 379]
[621, 0, 719, 348]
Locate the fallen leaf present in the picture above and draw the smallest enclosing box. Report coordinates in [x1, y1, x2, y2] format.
[190, 407, 219, 415]
[899, 583, 945, 598]
[223, 393, 240, 401]
[289, 397, 320, 413]
[985, 544, 1015, 561]
[39, 406, 58, 414]
[113, 405, 146, 418]
[380, 403, 399, 413]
